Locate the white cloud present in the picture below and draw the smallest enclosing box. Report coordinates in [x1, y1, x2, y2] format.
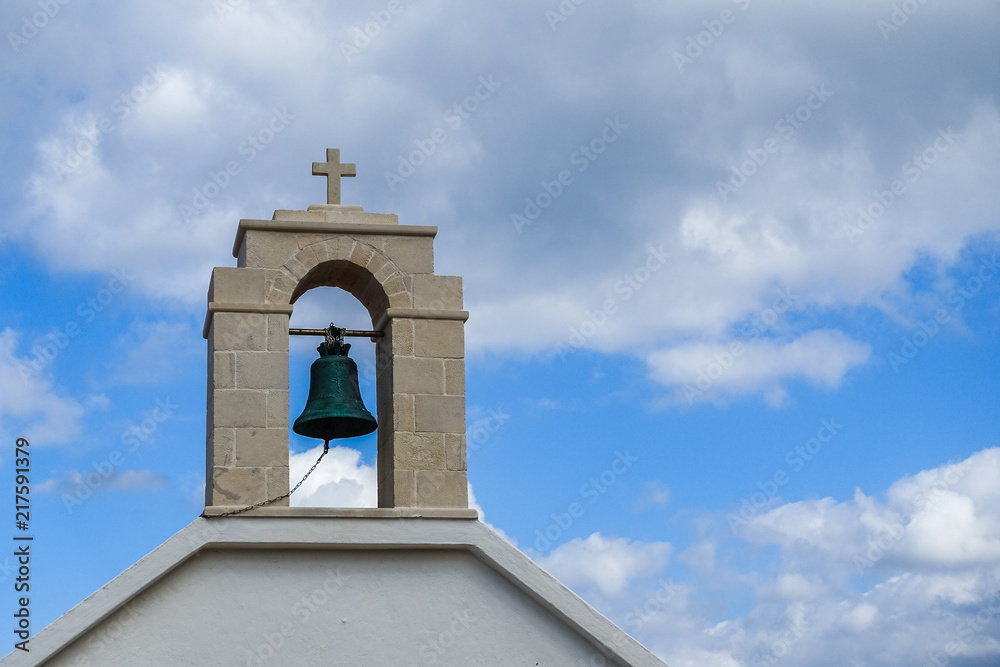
[741, 449, 1000, 569]
[0, 329, 85, 445]
[289, 444, 377, 508]
[647, 329, 871, 404]
[468, 483, 517, 546]
[537, 533, 671, 597]
[7, 1, 998, 408]
[573, 448, 1000, 666]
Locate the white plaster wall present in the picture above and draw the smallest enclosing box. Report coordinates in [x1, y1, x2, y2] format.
[44, 548, 623, 666]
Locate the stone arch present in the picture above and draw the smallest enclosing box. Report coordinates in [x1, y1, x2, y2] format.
[277, 241, 412, 323]
[290, 259, 390, 324]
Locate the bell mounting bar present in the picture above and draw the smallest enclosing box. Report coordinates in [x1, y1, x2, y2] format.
[289, 326, 384, 338]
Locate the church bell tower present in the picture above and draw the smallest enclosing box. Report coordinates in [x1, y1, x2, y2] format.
[202, 149, 471, 514]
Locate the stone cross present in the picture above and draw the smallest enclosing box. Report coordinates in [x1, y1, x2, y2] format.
[312, 148, 356, 205]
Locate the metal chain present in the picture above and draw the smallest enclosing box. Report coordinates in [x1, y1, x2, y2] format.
[208, 441, 330, 518]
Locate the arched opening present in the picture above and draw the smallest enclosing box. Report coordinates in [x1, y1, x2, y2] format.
[289, 257, 391, 323]
[287, 286, 379, 508]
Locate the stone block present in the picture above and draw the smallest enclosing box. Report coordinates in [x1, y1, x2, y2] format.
[211, 466, 266, 505]
[393, 357, 445, 395]
[211, 428, 236, 467]
[413, 320, 464, 359]
[389, 319, 414, 356]
[386, 469, 415, 508]
[282, 254, 311, 281]
[349, 241, 376, 269]
[445, 433, 467, 471]
[211, 312, 266, 351]
[266, 390, 289, 428]
[372, 260, 398, 285]
[382, 275, 411, 308]
[314, 236, 354, 264]
[414, 470, 468, 508]
[235, 428, 288, 467]
[266, 314, 289, 352]
[265, 271, 297, 305]
[394, 432, 446, 470]
[235, 351, 288, 390]
[357, 273, 389, 317]
[412, 275, 463, 310]
[393, 393, 414, 432]
[414, 394, 465, 434]
[266, 285, 292, 306]
[212, 352, 235, 389]
[444, 359, 465, 395]
[213, 389, 268, 428]
[377, 439, 393, 486]
[243, 230, 300, 269]
[209, 267, 271, 304]
[266, 466, 289, 505]
[288, 244, 316, 278]
[382, 236, 434, 274]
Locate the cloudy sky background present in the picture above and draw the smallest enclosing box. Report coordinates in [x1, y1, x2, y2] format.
[2, 0, 1000, 664]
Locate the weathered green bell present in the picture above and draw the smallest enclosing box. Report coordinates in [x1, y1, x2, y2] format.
[293, 339, 377, 441]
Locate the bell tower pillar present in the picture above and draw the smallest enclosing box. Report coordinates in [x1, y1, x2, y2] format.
[202, 149, 470, 514]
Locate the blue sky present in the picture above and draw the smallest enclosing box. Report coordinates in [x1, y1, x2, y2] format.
[2, 1, 1000, 664]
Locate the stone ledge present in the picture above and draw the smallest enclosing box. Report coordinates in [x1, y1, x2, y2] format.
[374, 308, 470, 331]
[272, 206, 396, 224]
[202, 302, 294, 339]
[202, 506, 480, 519]
[233, 219, 437, 258]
